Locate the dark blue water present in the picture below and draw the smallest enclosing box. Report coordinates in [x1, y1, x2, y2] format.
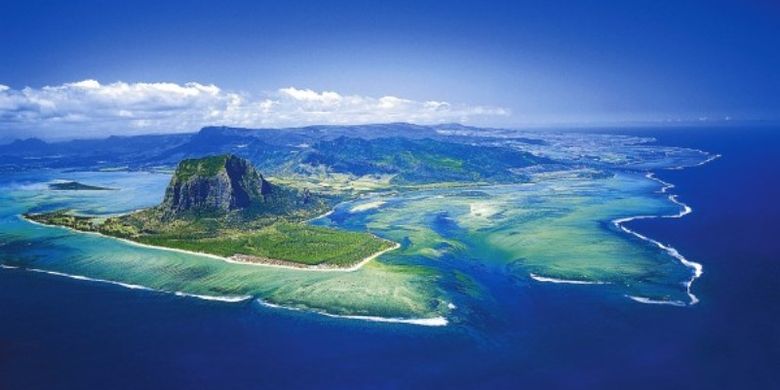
[1, 127, 778, 389]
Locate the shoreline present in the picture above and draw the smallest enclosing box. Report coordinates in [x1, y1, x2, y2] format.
[610, 165, 712, 306]
[304, 209, 334, 223]
[224, 240, 400, 272]
[0, 263, 253, 302]
[0, 264, 446, 325]
[22, 216, 400, 273]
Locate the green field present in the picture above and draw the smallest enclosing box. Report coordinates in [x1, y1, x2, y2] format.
[25, 212, 394, 268]
[137, 222, 394, 266]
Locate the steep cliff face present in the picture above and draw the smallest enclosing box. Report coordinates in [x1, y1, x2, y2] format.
[161, 155, 272, 215]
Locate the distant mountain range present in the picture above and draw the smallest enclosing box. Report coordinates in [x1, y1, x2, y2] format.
[0, 123, 550, 184]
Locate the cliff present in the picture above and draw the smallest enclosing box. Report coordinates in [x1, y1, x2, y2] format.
[161, 154, 274, 216]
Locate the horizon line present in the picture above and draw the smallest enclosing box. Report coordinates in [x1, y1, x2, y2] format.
[2, 118, 778, 144]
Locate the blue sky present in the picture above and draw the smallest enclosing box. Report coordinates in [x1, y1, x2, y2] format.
[1, 0, 778, 138]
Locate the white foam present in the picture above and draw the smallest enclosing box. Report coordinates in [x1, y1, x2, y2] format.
[626, 295, 687, 307]
[322, 313, 448, 326]
[0, 264, 19, 269]
[12, 266, 250, 303]
[469, 202, 499, 218]
[173, 291, 252, 303]
[256, 299, 448, 327]
[611, 172, 704, 305]
[257, 300, 286, 309]
[668, 151, 721, 170]
[694, 153, 722, 167]
[350, 200, 386, 213]
[25, 267, 156, 291]
[529, 273, 608, 285]
[304, 209, 334, 223]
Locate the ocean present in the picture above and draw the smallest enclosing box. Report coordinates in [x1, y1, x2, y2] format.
[0, 126, 777, 388]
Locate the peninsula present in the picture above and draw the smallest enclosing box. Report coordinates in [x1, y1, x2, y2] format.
[26, 155, 395, 269]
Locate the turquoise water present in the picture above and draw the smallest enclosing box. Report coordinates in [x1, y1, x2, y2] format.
[4, 128, 775, 388]
[1, 163, 700, 322]
[0, 171, 445, 320]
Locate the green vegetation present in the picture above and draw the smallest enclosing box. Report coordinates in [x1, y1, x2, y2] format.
[296, 137, 547, 184]
[138, 222, 394, 266]
[26, 154, 395, 269]
[25, 211, 394, 268]
[27, 211, 99, 231]
[49, 181, 114, 191]
[173, 155, 229, 181]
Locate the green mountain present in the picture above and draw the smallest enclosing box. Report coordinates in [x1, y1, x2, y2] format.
[160, 154, 320, 220]
[297, 137, 545, 183]
[162, 155, 272, 215]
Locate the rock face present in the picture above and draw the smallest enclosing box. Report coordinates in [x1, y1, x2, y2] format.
[162, 154, 273, 215]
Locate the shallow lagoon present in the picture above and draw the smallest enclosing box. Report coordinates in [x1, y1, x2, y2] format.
[0, 150, 704, 321]
[2, 127, 775, 388]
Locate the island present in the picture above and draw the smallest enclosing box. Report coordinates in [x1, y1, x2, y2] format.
[49, 181, 115, 191]
[26, 155, 396, 269]
[4, 123, 721, 322]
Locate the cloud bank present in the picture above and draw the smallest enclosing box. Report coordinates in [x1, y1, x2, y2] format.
[0, 80, 508, 138]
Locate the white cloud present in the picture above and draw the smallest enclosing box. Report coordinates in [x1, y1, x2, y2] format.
[0, 80, 509, 137]
[278, 87, 343, 105]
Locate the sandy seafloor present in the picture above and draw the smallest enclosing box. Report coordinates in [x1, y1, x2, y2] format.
[0, 127, 778, 388]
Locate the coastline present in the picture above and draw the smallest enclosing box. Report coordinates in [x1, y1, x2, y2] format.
[304, 209, 334, 223]
[11, 151, 720, 325]
[0, 263, 445, 326]
[16, 208, 443, 326]
[22, 216, 399, 273]
[610, 161, 715, 306]
[1, 250, 444, 327]
[0, 263, 253, 303]
[225, 240, 400, 272]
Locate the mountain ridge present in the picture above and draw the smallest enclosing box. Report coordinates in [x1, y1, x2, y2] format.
[161, 155, 272, 216]
[159, 154, 319, 220]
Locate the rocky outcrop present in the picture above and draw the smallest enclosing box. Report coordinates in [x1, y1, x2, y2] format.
[161, 154, 272, 216]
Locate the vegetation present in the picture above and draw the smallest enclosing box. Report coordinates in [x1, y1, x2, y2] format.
[25, 210, 394, 267]
[25, 211, 393, 267]
[27, 211, 100, 231]
[173, 155, 230, 181]
[297, 137, 545, 184]
[49, 181, 114, 191]
[25, 154, 395, 268]
[138, 222, 394, 266]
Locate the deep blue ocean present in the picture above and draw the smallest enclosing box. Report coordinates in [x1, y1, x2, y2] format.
[1, 127, 777, 389]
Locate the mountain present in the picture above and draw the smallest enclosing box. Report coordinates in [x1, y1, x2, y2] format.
[161, 155, 271, 215]
[0, 133, 192, 170]
[297, 136, 548, 183]
[159, 154, 319, 218]
[0, 138, 50, 153]
[0, 123, 555, 182]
